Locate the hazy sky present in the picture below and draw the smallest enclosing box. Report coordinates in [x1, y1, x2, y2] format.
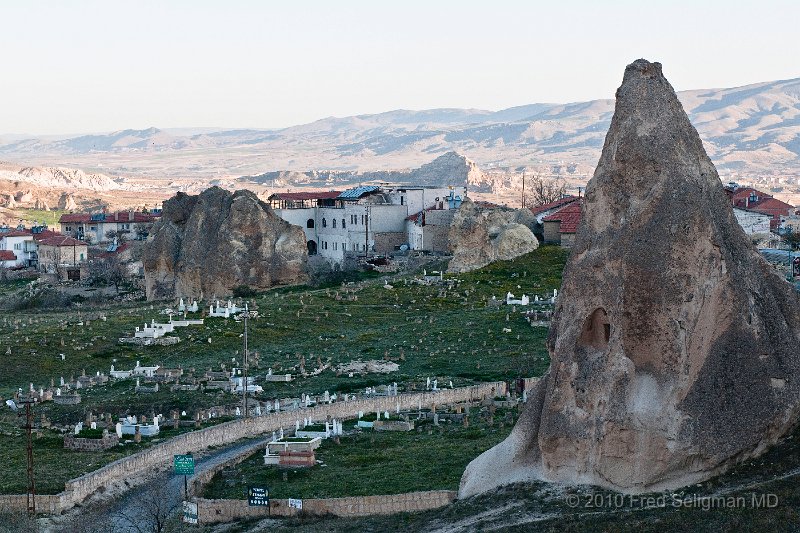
[2, 0, 799, 135]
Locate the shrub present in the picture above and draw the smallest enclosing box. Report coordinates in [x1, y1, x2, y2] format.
[232, 285, 258, 298]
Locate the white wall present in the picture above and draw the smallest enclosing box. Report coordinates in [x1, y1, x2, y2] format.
[0, 235, 34, 267]
[733, 208, 771, 234]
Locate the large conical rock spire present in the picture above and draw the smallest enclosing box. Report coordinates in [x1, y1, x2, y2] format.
[460, 59, 800, 497]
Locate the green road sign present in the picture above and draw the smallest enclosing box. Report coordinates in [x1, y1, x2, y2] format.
[174, 454, 195, 475]
[248, 486, 269, 506]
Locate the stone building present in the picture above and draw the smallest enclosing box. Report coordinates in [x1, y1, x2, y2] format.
[37, 235, 88, 280]
[59, 210, 159, 244]
[268, 185, 466, 263]
[542, 200, 583, 247]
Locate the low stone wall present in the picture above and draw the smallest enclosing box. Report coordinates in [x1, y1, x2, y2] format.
[196, 490, 457, 523]
[1, 381, 505, 514]
[64, 433, 120, 451]
[0, 494, 65, 515]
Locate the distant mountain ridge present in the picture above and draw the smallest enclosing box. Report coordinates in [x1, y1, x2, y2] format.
[1, 77, 799, 181]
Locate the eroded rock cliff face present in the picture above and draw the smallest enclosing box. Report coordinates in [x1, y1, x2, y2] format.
[143, 187, 307, 300]
[460, 60, 800, 497]
[448, 198, 539, 272]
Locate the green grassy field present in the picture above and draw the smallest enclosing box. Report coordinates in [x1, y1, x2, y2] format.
[0, 247, 567, 494]
[0, 417, 230, 494]
[0, 247, 567, 400]
[15, 209, 68, 228]
[210, 421, 800, 533]
[202, 407, 516, 500]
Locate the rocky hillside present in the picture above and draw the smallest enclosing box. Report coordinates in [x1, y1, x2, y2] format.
[244, 151, 489, 191]
[2, 77, 799, 185]
[0, 162, 121, 191]
[143, 187, 308, 300]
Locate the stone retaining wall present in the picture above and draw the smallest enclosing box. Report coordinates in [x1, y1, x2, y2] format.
[196, 490, 457, 523]
[0, 381, 505, 514]
[0, 494, 65, 515]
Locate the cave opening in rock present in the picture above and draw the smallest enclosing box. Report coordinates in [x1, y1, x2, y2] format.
[578, 308, 611, 349]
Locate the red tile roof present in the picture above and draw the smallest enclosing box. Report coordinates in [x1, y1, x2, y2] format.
[59, 213, 91, 223]
[725, 187, 794, 216]
[268, 191, 342, 201]
[543, 201, 583, 233]
[750, 197, 795, 218]
[0, 250, 17, 261]
[37, 235, 85, 247]
[32, 230, 62, 241]
[0, 230, 32, 237]
[529, 195, 579, 216]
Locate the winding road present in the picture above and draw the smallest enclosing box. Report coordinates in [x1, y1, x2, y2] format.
[49, 436, 270, 532]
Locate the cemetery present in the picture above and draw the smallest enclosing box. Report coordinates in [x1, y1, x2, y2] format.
[0, 247, 566, 501]
[202, 401, 518, 501]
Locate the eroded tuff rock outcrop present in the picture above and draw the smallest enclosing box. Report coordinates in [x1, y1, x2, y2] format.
[143, 187, 307, 300]
[460, 60, 800, 497]
[58, 193, 77, 211]
[447, 198, 538, 273]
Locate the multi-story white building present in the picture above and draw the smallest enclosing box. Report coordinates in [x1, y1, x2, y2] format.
[59, 211, 159, 244]
[0, 230, 34, 268]
[268, 185, 466, 263]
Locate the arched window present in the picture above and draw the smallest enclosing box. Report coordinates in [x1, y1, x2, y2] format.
[332, 219, 337, 228]
[342, 218, 346, 229]
[322, 218, 327, 228]
[306, 219, 315, 228]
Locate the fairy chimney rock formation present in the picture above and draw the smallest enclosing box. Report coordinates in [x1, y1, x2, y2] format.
[460, 59, 800, 497]
[448, 198, 538, 272]
[143, 187, 308, 300]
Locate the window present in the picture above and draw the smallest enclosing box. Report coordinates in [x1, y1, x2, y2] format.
[342, 218, 346, 229]
[306, 219, 315, 228]
[400, 196, 404, 205]
[80, 253, 85, 261]
[323, 241, 328, 250]
[90, 226, 97, 231]
[332, 219, 337, 228]
[14, 243, 21, 250]
[333, 242, 338, 250]
[351, 214, 357, 225]
[342, 242, 346, 251]
[322, 218, 327, 228]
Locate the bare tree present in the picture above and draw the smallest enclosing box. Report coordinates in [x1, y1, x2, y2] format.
[88, 255, 127, 292]
[526, 174, 568, 207]
[116, 484, 180, 533]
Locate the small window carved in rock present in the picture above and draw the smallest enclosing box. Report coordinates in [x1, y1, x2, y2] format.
[578, 308, 610, 349]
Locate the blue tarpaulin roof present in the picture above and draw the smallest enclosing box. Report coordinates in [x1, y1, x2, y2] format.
[337, 185, 379, 200]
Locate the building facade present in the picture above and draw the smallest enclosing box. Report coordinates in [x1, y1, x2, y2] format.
[37, 235, 88, 280]
[269, 185, 466, 263]
[59, 211, 158, 244]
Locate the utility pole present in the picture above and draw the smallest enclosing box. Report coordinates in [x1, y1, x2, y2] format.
[364, 205, 369, 259]
[238, 306, 257, 418]
[16, 397, 36, 515]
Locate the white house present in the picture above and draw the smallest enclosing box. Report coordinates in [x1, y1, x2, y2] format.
[0, 230, 35, 268]
[268, 185, 467, 263]
[733, 207, 772, 235]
